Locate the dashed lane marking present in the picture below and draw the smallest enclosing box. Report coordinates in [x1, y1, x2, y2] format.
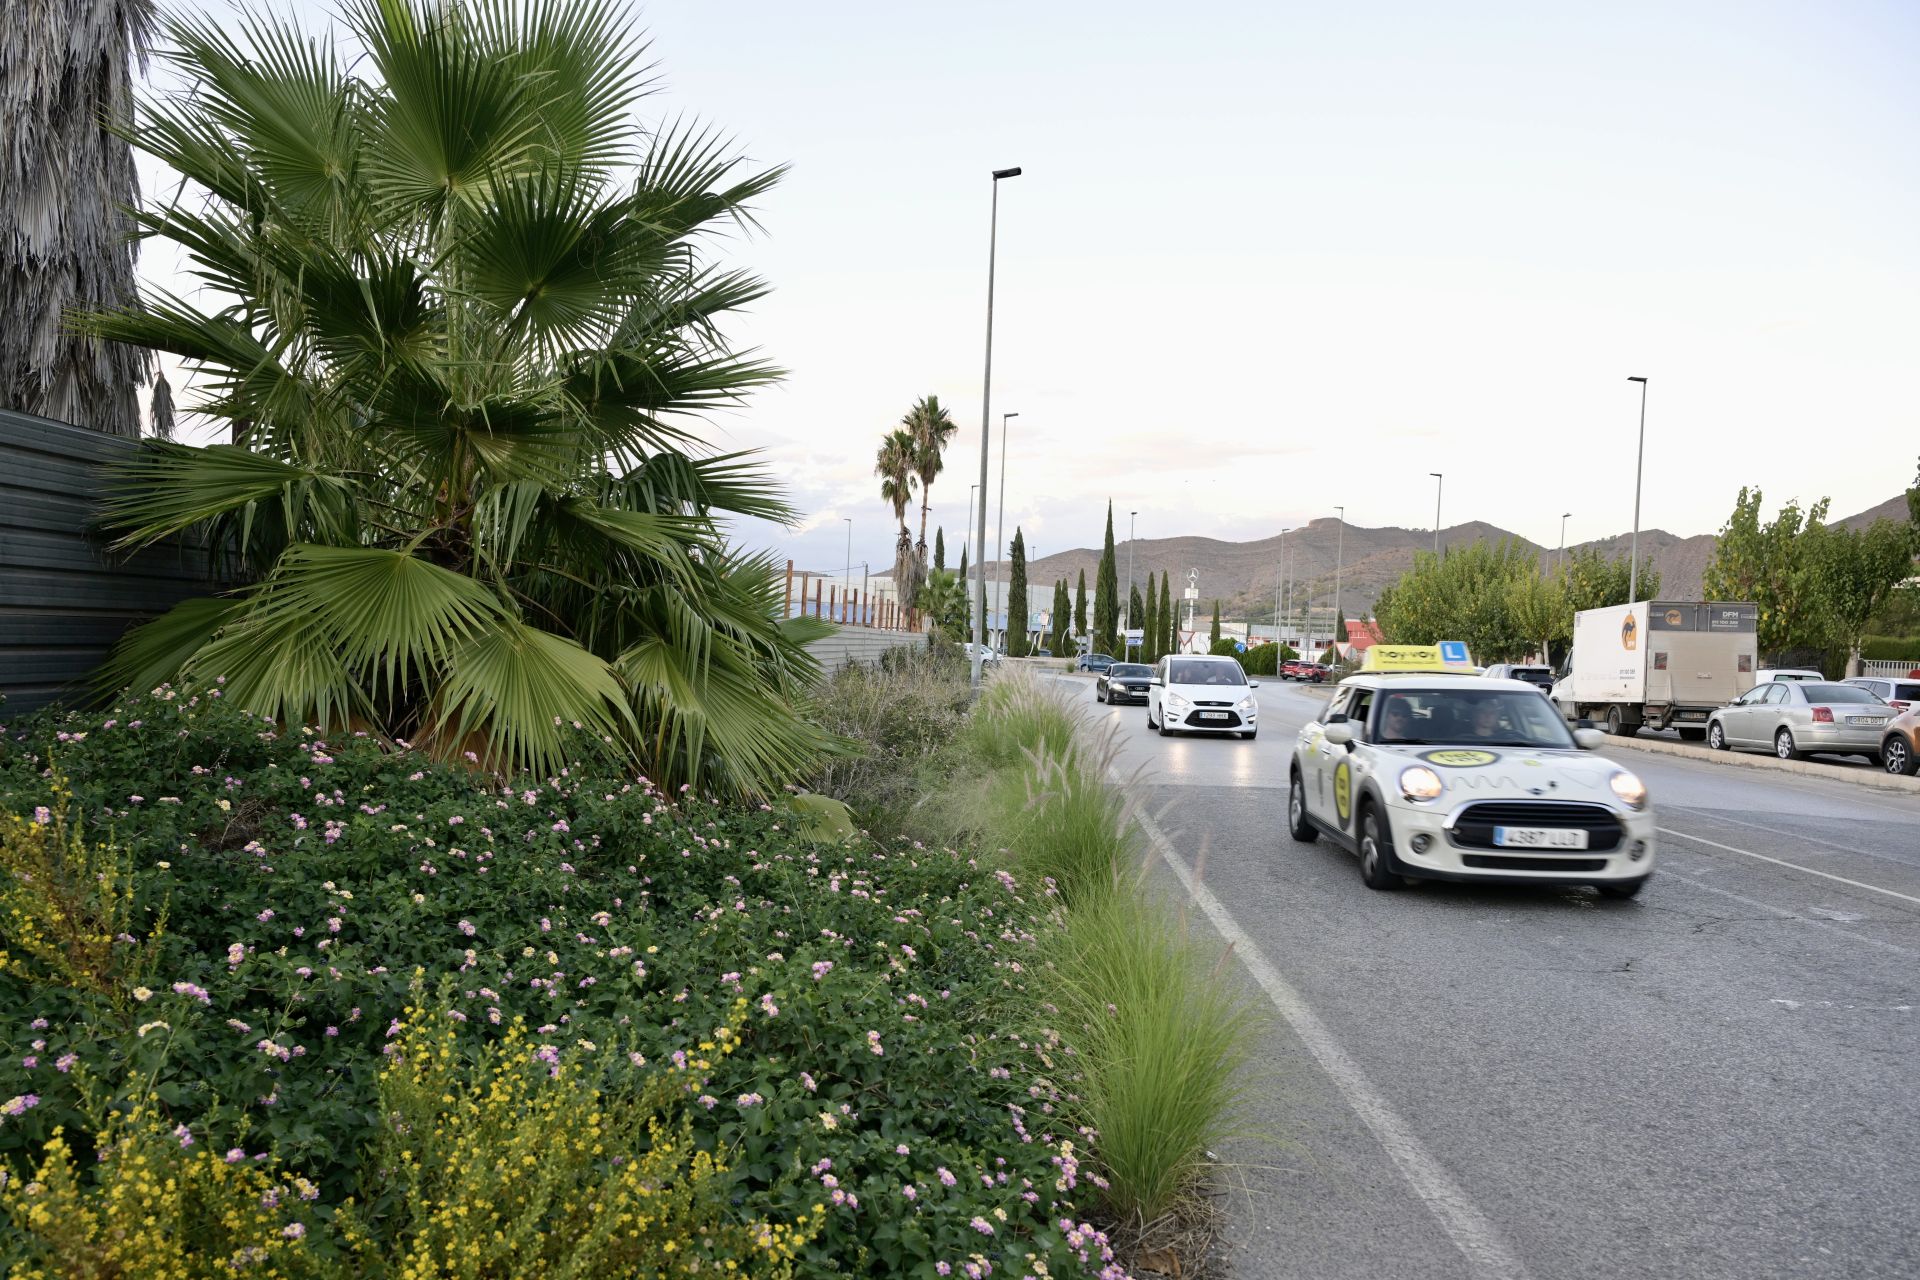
[1658, 826, 1920, 911]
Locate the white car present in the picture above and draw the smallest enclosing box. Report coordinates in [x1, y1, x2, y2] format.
[1755, 667, 1823, 684]
[1146, 654, 1260, 739]
[1288, 649, 1656, 897]
[964, 642, 1001, 666]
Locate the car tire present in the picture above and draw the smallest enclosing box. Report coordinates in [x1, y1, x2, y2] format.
[1882, 735, 1915, 776]
[1597, 877, 1648, 900]
[1286, 768, 1318, 844]
[1358, 805, 1404, 890]
[1775, 728, 1802, 761]
[1707, 721, 1729, 751]
[1676, 727, 1706, 742]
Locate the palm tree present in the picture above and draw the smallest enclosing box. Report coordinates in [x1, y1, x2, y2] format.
[875, 427, 918, 607]
[902, 394, 957, 560]
[84, 0, 833, 794]
[2, 0, 155, 435]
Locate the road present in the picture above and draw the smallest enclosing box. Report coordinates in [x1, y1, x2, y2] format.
[1059, 674, 1920, 1280]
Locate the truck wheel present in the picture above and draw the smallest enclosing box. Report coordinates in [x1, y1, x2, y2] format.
[1287, 768, 1318, 844]
[1605, 706, 1637, 737]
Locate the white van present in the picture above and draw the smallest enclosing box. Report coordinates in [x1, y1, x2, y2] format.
[1146, 654, 1259, 739]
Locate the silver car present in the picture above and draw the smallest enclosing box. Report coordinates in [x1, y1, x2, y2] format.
[1706, 681, 1894, 761]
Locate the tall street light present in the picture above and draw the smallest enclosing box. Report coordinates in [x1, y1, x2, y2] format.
[1125, 510, 1137, 660]
[972, 165, 1021, 691]
[1627, 376, 1648, 602]
[842, 518, 853, 624]
[1430, 473, 1443, 556]
[1332, 506, 1346, 655]
[1558, 512, 1571, 575]
[1276, 527, 1290, 647]
[994, 411, 1018, 633]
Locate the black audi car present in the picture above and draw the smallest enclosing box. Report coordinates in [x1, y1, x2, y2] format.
[1096, 662, 1156, 705]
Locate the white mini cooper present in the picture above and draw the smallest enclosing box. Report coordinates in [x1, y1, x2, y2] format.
[1288, 655, 1656, 897]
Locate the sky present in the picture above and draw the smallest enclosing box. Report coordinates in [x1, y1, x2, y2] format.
[139, 0, 1920, 576]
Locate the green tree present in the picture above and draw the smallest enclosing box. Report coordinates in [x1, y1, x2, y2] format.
[90, 0, 832, 794]
[1336, 614, 1349, 642]
[920, 568, 968, 643]
[3, 0, 156, 435]
[903, 395, 958, 604]
[1141, 574, 1160, 663]
[1557, 546, 1653, 615]
[1127, 583, 1145, 659]
[1074, 568, 1088, 641]
[1005, 528, 1029, 656]
[1807, 519, 1917, 667]
[1374, 540, 1547, 662]
[1702, 488, 1828, 657]
[1160, 573, 1175, 655]
[1094, 502, 1118, 654]
[1506, 572, 1572, 666]
[876, 428, 919, 604]
[1050, 578, 1071, 655]
[1209, 600, 1221, 648]
[932, 527, 945, 573]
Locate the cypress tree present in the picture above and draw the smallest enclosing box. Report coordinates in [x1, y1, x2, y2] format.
[1074, 569, 1088, 641]
[1127, 583, 1145, 660]
[1209, 599, 1222, 647]
[1094, 502, 1118, 654]
[1142, 575, 1160, 663]
[1051, 579, 1070, 654]
[933, 527, 945, 572]
[1006, 528, 1029, 657]
[1336, 614, 1350, 642]
[1160, 573, 1175, 655]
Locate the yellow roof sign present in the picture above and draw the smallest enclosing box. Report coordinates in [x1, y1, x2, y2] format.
[1359, 642, 1478, 673]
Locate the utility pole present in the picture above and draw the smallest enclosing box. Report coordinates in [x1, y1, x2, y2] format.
[1276, 526, 1289, 649]
[1429, 473, 1443, 556]
[972, 166, 1021, 691]
[1558, 512, 1571, 575]
[1627, 376, 1648, 602]
[1332, 506, 1346, 654]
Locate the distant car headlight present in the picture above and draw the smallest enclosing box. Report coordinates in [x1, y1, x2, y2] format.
[1165, 692, 1191, 711]
[1398, 765, 1444, 803]
[1609, 770, 1648, 810]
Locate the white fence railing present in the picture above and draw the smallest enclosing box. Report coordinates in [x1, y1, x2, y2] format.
[1862, 659, 1920, 677]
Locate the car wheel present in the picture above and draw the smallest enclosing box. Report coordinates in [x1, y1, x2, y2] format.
[1597, 877, 1648, 900]
[1286, 768, 1318, 844]
[1883, 735, 1916, 776]
[1358, 805, 1404, 890]
[1775, 728, 1802, 761]
[1707, 721, 1728, 751]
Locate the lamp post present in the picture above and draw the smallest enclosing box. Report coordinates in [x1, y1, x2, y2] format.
[1627, 376, 1648, 602]
[972, 165, 1021, 692]
[1125, 510, 1137, 660]
[1332, 506, 1346, 655]
[1558, 512, 1571, 575]
[842, 518, 853, 624]
[994, 411, 1018, 635]
[1276, 526, 1289, 648]
[1430, 473, 1443, 556]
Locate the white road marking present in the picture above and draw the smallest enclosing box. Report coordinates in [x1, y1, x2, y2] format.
[1808, 907, 1867, 923]
[1656, 871, 1918, 958]
[1127, 792, 1533, 1280]
[1658, 826, 1920, 910]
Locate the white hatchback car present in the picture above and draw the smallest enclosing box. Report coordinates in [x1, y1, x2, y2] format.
[1146, 654, 1260, 739]
[1289, 654, 1657, 897]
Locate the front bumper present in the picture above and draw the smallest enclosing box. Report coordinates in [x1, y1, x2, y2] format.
[1383, 798, 1656, 883]
[1107, 684, 1151, 703]
[1165, 702, 1258, 732]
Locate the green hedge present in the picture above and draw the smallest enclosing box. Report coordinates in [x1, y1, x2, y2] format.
[1861, 635, 1920, 662]
[1240, 643, 1298, 676]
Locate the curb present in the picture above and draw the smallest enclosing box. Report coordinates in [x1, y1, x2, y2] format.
[1605, 733, 1920, 795]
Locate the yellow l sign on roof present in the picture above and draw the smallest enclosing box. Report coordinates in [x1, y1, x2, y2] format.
[1360, 643, 1478, 673]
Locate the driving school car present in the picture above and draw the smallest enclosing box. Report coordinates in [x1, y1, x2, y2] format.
[1287, 643, 1657, 897]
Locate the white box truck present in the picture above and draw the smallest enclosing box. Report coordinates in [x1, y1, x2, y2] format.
[1552, 601, 1758, 739]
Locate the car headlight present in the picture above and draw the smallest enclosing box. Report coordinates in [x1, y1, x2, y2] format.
[1609, 770, 1648, 810]
[1237, 695, 1257, 711]
[1165, 693, 1190, 711]
[1398, 765, 1444, 803]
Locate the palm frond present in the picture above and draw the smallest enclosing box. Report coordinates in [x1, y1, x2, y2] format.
[93, 596, 245, 701]
[99, 442, 358, 557]
[430, 617, 635, 775]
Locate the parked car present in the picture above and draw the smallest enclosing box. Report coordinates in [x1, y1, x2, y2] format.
[1076, 653, 1115, 673]
[1754, 667, 1824, 684]
[1096, 662, 1155, 705]
[1845, 676, 1920, 713]
[963, 642, 1001, 667]
[1284, 661, 1330, 683]
[1146, 654, 1259, 739]
[1035, 647, 1052, 658]
[1706, 681, 1893, 761]
[1483, 663, 1555, 694]
[1880, 707, 1920, 776]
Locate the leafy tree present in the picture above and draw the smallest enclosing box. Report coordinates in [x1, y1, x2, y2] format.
[89, 0, 832, 794]
[1374, 541, 1547, 662]
[1702, 488, 1829, 657]
[1807, 519, 1917, 666]
[1094, 502, 1118, 655]
[1050, 578, 1071, 654]
[1209, 600, 1221, 648]
[876, 428, 919, 604]
[3, 0, 155, 435]
[1161, 573, 1175, 656]
[932, 527, 945, 573]
[1506, 572, 1572, 667]
[920, 568, 968, 643]
[1558, 546, 1654, 615]
[1141, 575, 1160, 663]
[1005, 528, 1029, 656]
[1074, 569, 1087, 640]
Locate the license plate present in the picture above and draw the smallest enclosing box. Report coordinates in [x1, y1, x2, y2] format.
[1847, 716, 1886, 726]
[1494, 826, 1589, 850]
[1198, 712, 1229, 721]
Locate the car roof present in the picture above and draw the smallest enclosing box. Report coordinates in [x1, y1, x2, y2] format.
[1336, 673, 1535, 692]
[1170, 654, 1241, 663]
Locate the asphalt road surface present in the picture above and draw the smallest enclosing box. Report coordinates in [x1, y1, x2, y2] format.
[1060, 674, 1920, 1280]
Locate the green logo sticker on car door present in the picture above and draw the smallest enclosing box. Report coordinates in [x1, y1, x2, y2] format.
[1334, 758, 1352, 822]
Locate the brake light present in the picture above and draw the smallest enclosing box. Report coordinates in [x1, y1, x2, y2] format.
[1810, 706, 1833, 723]
[1893, 700, 1911, 712]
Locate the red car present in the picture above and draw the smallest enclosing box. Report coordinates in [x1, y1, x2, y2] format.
[1282, 660, 1329, 683]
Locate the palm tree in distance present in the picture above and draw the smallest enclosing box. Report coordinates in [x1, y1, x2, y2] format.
[903, 395, 957, 602]
[875, 427, 918, 607]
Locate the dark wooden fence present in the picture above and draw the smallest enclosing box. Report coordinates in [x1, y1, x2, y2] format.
[1, 409, 226, 714]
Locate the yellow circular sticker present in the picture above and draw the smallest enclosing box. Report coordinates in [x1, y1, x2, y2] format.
[1334, 758, 1352, 822]
[1421, 749, 1499, 768]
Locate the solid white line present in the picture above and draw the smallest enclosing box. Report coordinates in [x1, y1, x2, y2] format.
[1658, 826, 1920, 909]
[1128, 796, 1533, 1280]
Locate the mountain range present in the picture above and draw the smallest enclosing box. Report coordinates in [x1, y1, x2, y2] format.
[987, 493, 1912, 622]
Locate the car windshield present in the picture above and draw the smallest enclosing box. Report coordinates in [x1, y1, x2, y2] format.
[1801, 684, 1881, 704]
[1374, 688, 1575, 749]
[1110, 664, 1152, 678]
[1169, 660, 1246, 687]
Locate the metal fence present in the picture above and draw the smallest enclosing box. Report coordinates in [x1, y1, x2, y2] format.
[1863, 659, 1920, 677]
[1, 409, 226, 714]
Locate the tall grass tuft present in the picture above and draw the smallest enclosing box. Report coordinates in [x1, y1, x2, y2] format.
[1047, 879, 1258, 1224]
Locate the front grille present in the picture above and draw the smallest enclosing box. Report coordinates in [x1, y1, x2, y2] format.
[1194, 699, 1235, 707]
[1178, 710, 1243, 728]
[1451, 802, 1623, 852]
[1462, 854, 1607, 874]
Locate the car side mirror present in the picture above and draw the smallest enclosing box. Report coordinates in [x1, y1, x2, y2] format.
[1574, 717, 1595, 730]
[1323, 722, 1355, 746]
[1248, 681, 1260, 689]
[1149, 677, 1163, 687]
[1573, 728, 1605, 750]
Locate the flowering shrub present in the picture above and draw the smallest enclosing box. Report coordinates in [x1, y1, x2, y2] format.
[0, 691, 1124, 1278]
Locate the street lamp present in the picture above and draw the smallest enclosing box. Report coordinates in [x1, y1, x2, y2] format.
[1430, 473, 1443, 556]
[1276, 526, 1290, 647]
[995, 411, 1018, 635]
[843, 518, 853, 624]
[1332, 505, 1346, 655]
[1558, 512, 1571, 575]
[1125, 510, 1137, 660]
[1627, 376, 1648, 602]
[972, 166, 1022, 692]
